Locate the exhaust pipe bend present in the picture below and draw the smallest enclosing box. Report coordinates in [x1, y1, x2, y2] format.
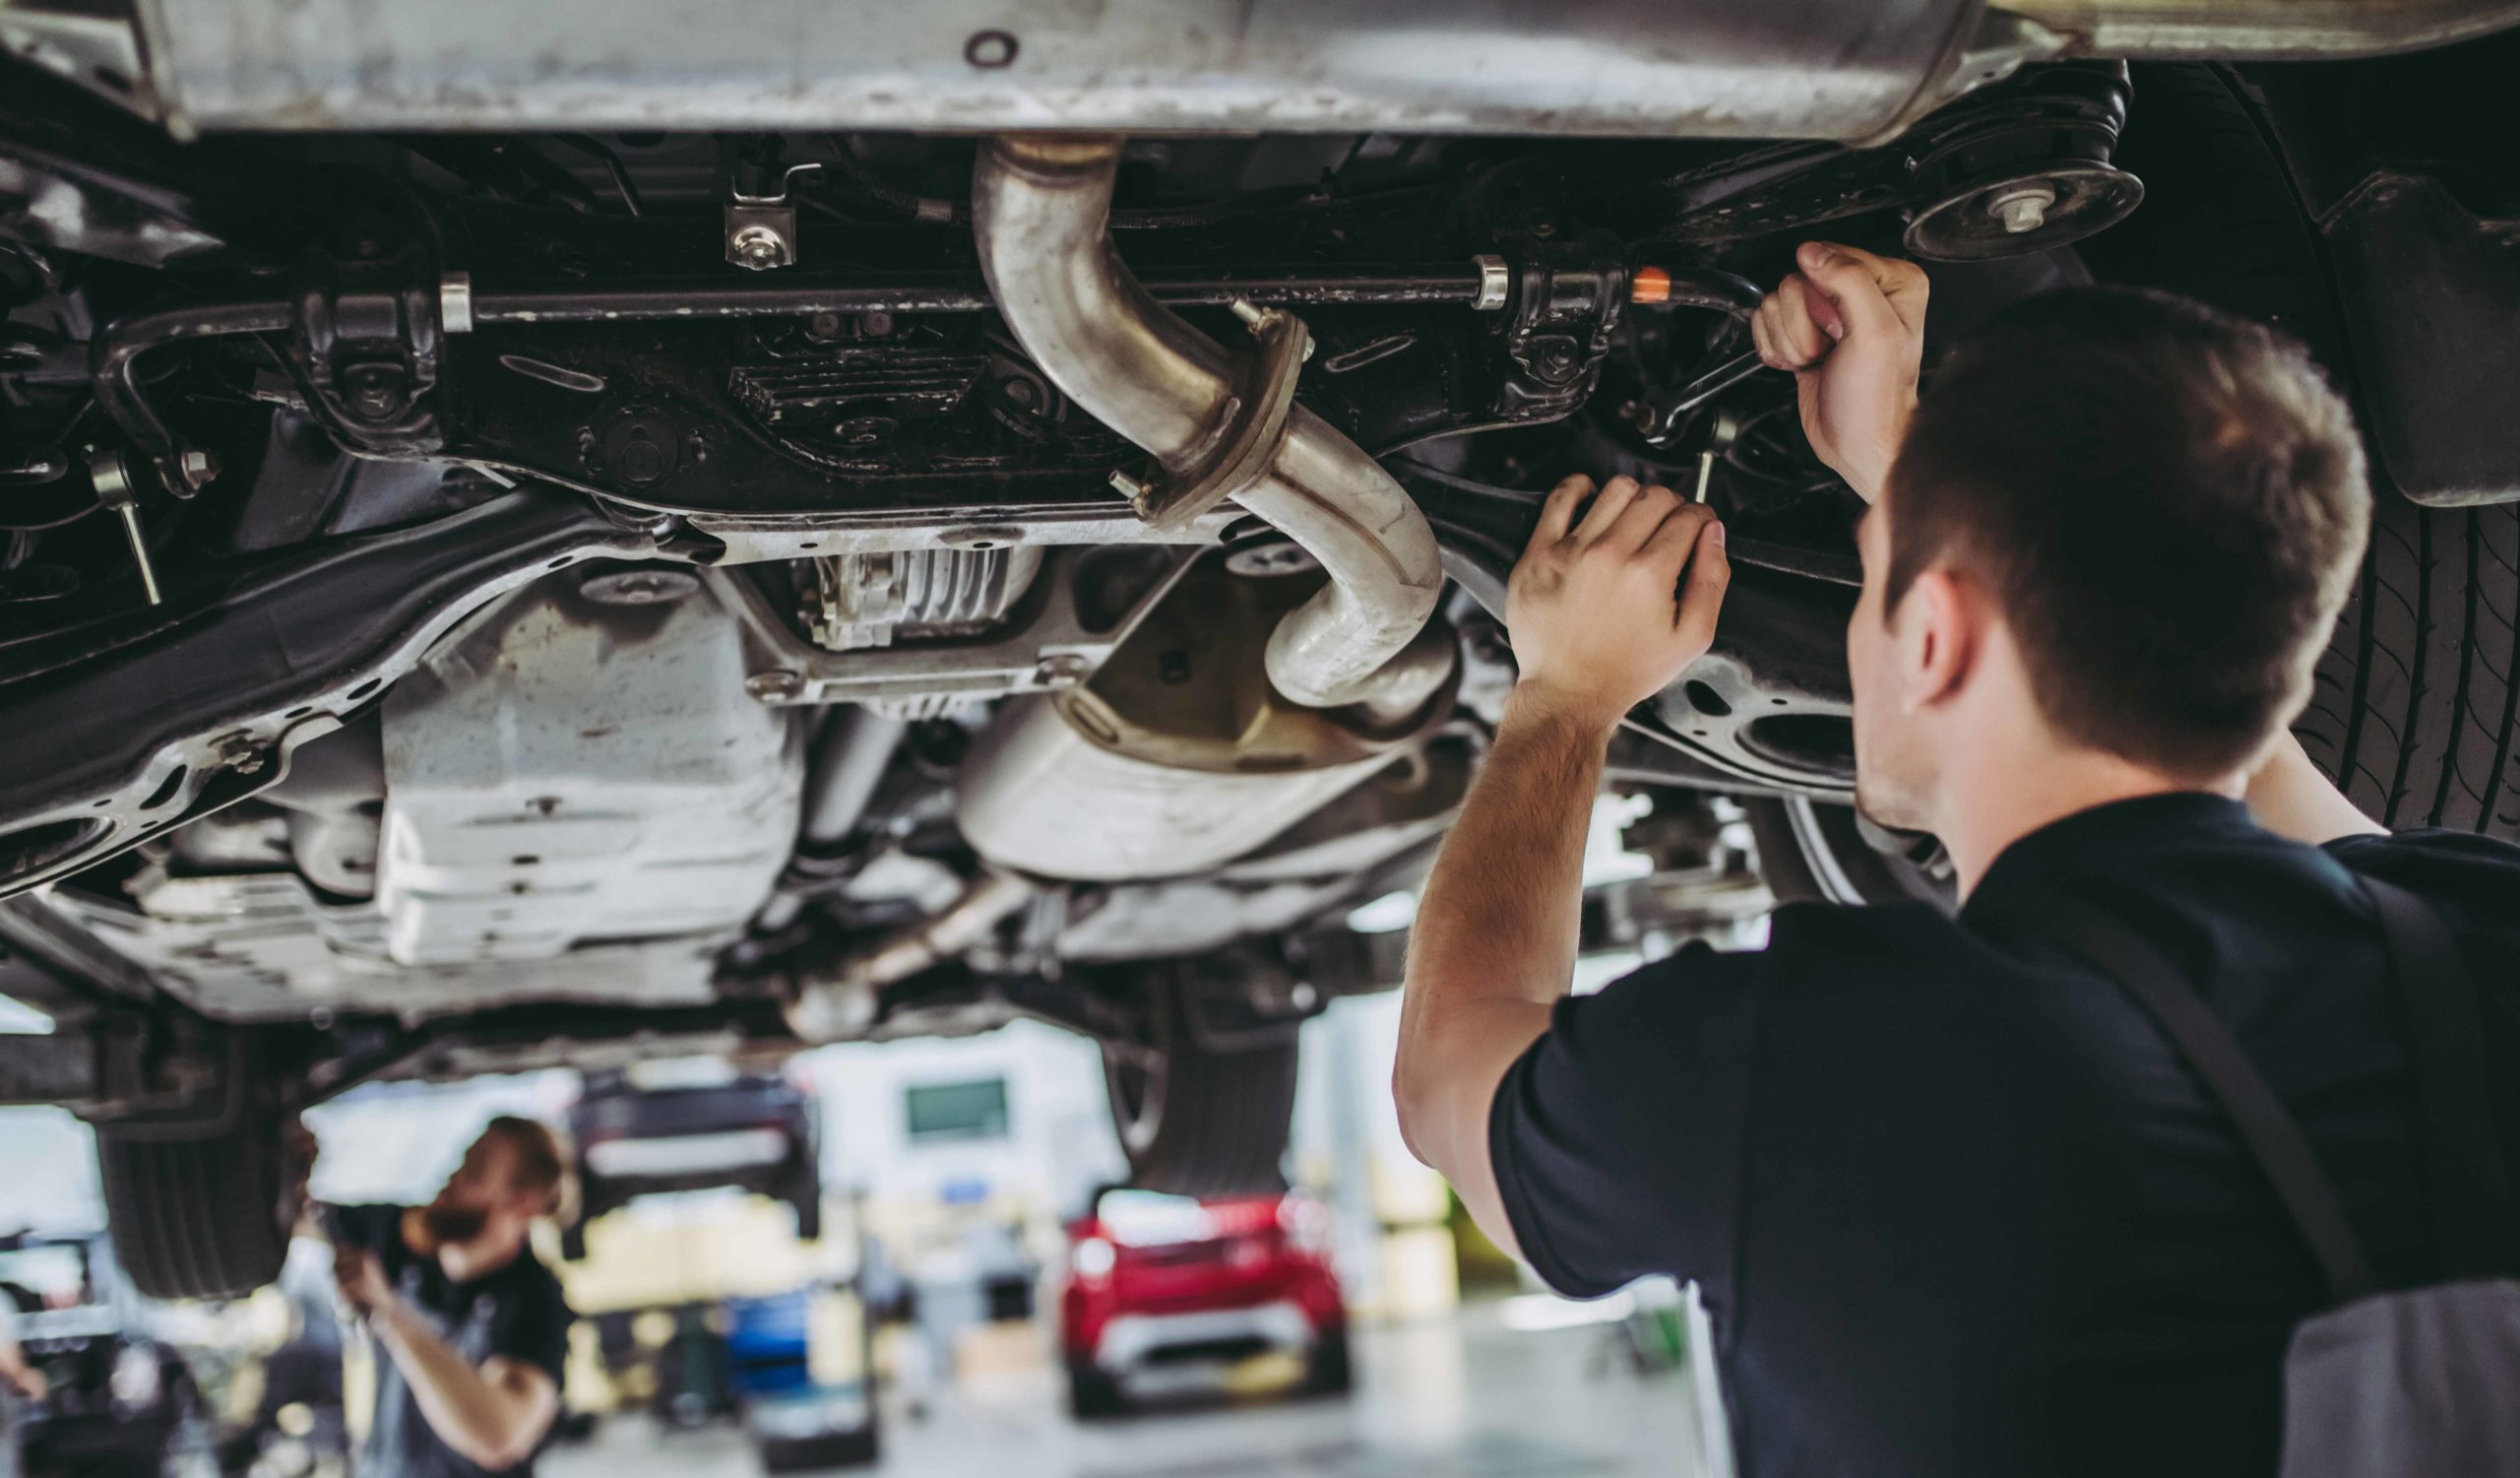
[783, 869, 1035, 1043]
[973, 135, 1445, 711]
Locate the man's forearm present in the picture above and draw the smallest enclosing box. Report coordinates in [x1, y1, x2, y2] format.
[1408, 686, 1614, 1010]
[1395, 685, 1613, 1167]
[370, 1298, 549, 1470]
[1829, 391, 1913, 506]
[1391, 469, 1729, 1255]
[1393, 685, 1616, 1248]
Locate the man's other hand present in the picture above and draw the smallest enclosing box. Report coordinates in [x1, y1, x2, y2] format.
[1507, 475, 1729, 734]
[8, 1366, 46, 1402]
[335, 1247, 389, 1317]
[284, 1115, 318, 1233]
[1752, 241, 1927, 502]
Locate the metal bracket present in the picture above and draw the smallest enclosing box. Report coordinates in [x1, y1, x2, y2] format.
[0, 1012, 237, 1125]
[0, 1033, 101, 1107]
[74, 1023, 253, 1134]
[1176, 964, 1321, 1054]
[1108, 298, 1311, 534]
[726, 162, 824, 272]
[1488, 230, 1629, 421]
[289, 245, 446, 456]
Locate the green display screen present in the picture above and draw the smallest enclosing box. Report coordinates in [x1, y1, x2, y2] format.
[904, 1077, 1010, 1142]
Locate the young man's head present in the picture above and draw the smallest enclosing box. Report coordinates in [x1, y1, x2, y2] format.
[420, 1116, 572, 1253]
[1849, 286, 2370, 834]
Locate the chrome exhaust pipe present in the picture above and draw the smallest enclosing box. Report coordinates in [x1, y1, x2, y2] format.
[972, 135, 1445, 711]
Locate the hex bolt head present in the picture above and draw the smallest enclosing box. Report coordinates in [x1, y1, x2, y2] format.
[1035, 653, 1091, 688]
[178, 449, 220, 485]
[746, 671, 803, 702]
[214, 732, 266, 775]
[729, 225, 789, 271]
[343, 364, 407, 420]
[1985, 182, 2058, 235]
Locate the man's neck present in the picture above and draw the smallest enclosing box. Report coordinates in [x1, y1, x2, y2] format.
[1937, 744, 2241, 898]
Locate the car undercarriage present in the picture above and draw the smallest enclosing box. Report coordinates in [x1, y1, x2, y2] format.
[5, 0, 2520, 1299]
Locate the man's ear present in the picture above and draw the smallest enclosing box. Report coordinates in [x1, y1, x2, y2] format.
[1899, 566, 1981, 712]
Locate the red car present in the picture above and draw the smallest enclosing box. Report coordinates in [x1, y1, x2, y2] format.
[1058, 1189, 1352, 1417]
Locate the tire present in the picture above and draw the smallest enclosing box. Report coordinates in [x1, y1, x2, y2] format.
[1066, 1358, 1126, 1420]
[1306, 1324, 1354, 1396]
[786, 1162, 823, 1243]
[1102, 977, 1297, 1198]
[2088, 64, 2520, 841]
[759, 1425, 880, 1471]
[95, 1112, 293, 1302]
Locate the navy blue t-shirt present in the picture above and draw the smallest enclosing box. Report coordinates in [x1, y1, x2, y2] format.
[1490, 795, 2520, 1477]
[332, 1204, 572, 1478]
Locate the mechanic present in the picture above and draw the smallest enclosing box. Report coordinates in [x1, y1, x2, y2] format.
[326, 1117, 575, 1478]
[1393, 242, 2520, 1475]
[0, 1293, 43, 1478]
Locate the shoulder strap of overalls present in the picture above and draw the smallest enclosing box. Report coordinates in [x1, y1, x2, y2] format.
[2034, 891, 2378, 1303]
[2361, 875, 2520, 1281]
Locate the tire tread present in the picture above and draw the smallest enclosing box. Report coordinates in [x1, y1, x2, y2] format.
[1106, 982, 1297, 1199]
[96, 1119, 289, 1302]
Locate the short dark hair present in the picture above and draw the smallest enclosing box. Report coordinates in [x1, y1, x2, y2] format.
[1884, 286, 2370, 778]
[482, 1116, 575, 1223]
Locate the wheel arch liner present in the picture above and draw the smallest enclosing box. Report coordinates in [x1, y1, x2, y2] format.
[2321, 173, 2520, 508]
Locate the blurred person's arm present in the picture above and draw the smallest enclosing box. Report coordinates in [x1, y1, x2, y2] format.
[0, 1326, 45, 1402]
[285, 1116, 321, 1236]
[337, 1250, 556, 1469]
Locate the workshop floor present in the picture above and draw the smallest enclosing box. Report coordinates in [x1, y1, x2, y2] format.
[544, 1302, 1711, 1478]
